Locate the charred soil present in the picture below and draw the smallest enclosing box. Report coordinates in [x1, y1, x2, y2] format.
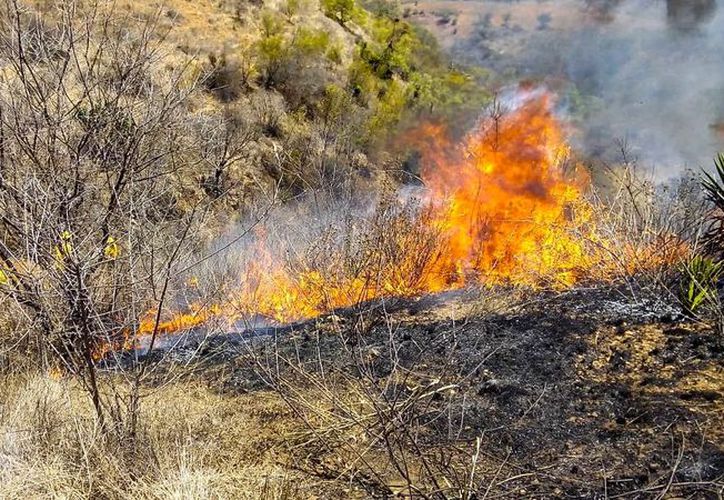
[148, 286, 724, 498]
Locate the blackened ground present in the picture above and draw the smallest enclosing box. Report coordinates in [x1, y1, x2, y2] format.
[153, 285, 723, 498]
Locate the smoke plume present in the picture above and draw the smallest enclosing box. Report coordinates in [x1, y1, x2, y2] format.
[450, 0, 724, 176]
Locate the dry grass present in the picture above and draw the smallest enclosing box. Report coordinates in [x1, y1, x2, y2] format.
[0, 374, 326, 499]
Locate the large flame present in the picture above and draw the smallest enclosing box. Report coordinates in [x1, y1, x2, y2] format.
[94, 88, 681, 358]
[408, 89, 595, 288]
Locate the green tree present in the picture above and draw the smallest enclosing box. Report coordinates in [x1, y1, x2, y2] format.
[322, 0, 355, 26]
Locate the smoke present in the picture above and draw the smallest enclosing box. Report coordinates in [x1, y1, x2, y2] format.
[450, 0, 724, 177]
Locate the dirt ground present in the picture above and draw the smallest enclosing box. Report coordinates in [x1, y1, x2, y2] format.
[155, 285, 723, 498]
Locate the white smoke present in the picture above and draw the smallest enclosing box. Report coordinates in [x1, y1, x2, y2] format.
[450, 0, 724, 177]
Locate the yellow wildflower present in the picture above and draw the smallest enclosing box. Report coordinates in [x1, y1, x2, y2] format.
[104, 236, 120, 259]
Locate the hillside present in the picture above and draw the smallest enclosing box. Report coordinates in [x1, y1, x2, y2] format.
[0, 0, 722, 498]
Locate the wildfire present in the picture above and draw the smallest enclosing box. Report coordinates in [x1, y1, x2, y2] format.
[409, 89, 595, 288]
[95, 87, 682, 358]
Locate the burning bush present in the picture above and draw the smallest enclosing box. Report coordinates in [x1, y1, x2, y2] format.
[117, 87, 694, 349]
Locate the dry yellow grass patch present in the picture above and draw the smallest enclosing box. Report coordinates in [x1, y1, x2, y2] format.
[0, 373, 329, 499]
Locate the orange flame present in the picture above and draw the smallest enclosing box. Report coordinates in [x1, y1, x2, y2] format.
[409, 90, 595, 288]
[94, 88, 685, 358]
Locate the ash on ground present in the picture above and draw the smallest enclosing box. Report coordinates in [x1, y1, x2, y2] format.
[141, 283, 722, 497]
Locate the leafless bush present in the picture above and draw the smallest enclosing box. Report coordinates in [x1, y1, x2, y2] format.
[0, 0, 234, 437]
[258, 89, 368, 196]
[588, 163, 706, 290]
[250, 90, 287, 137]
[273, 52, 336, 111]
[242, 309, 493, 498]
[193, 104, 259, 199]
[205, 49, 255, 101]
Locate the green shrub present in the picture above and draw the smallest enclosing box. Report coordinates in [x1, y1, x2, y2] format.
[702, 153, 724, 255]
[367, 78, 408, 137]
[260, 9, 284, 37]
[322, 0, 356, 25]
[293, 28, 330, 56]
[349, 10, 489, 128]
[680, 255, 723, 315]
[256, 34, 287, 87]
[362, 18, 413, 79]
[326, 44, 343, 65]
[408, 69, 488, 114]
[348, 53, 379, 103]
[281, 0, 300, 20]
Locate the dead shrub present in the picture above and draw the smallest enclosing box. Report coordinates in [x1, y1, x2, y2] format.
[242, 308, 493, 498]
[249, 90, 287, 138]
[205, 51, 248, 101]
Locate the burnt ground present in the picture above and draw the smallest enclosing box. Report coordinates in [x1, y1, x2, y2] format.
[144, 285, 723, 498]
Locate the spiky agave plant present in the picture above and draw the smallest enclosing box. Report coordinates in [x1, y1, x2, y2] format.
[680, 255, 723, 315]
[702, 153, 724, 256]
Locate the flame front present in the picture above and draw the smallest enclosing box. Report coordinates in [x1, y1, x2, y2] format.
[95, 89, 681, 358]
[410, 90, 594, 289]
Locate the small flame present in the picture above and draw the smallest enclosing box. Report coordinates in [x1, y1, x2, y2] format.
[48, 365, 64, 380]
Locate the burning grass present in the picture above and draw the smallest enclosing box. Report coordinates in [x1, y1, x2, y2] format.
[112, 87, 689, 356]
